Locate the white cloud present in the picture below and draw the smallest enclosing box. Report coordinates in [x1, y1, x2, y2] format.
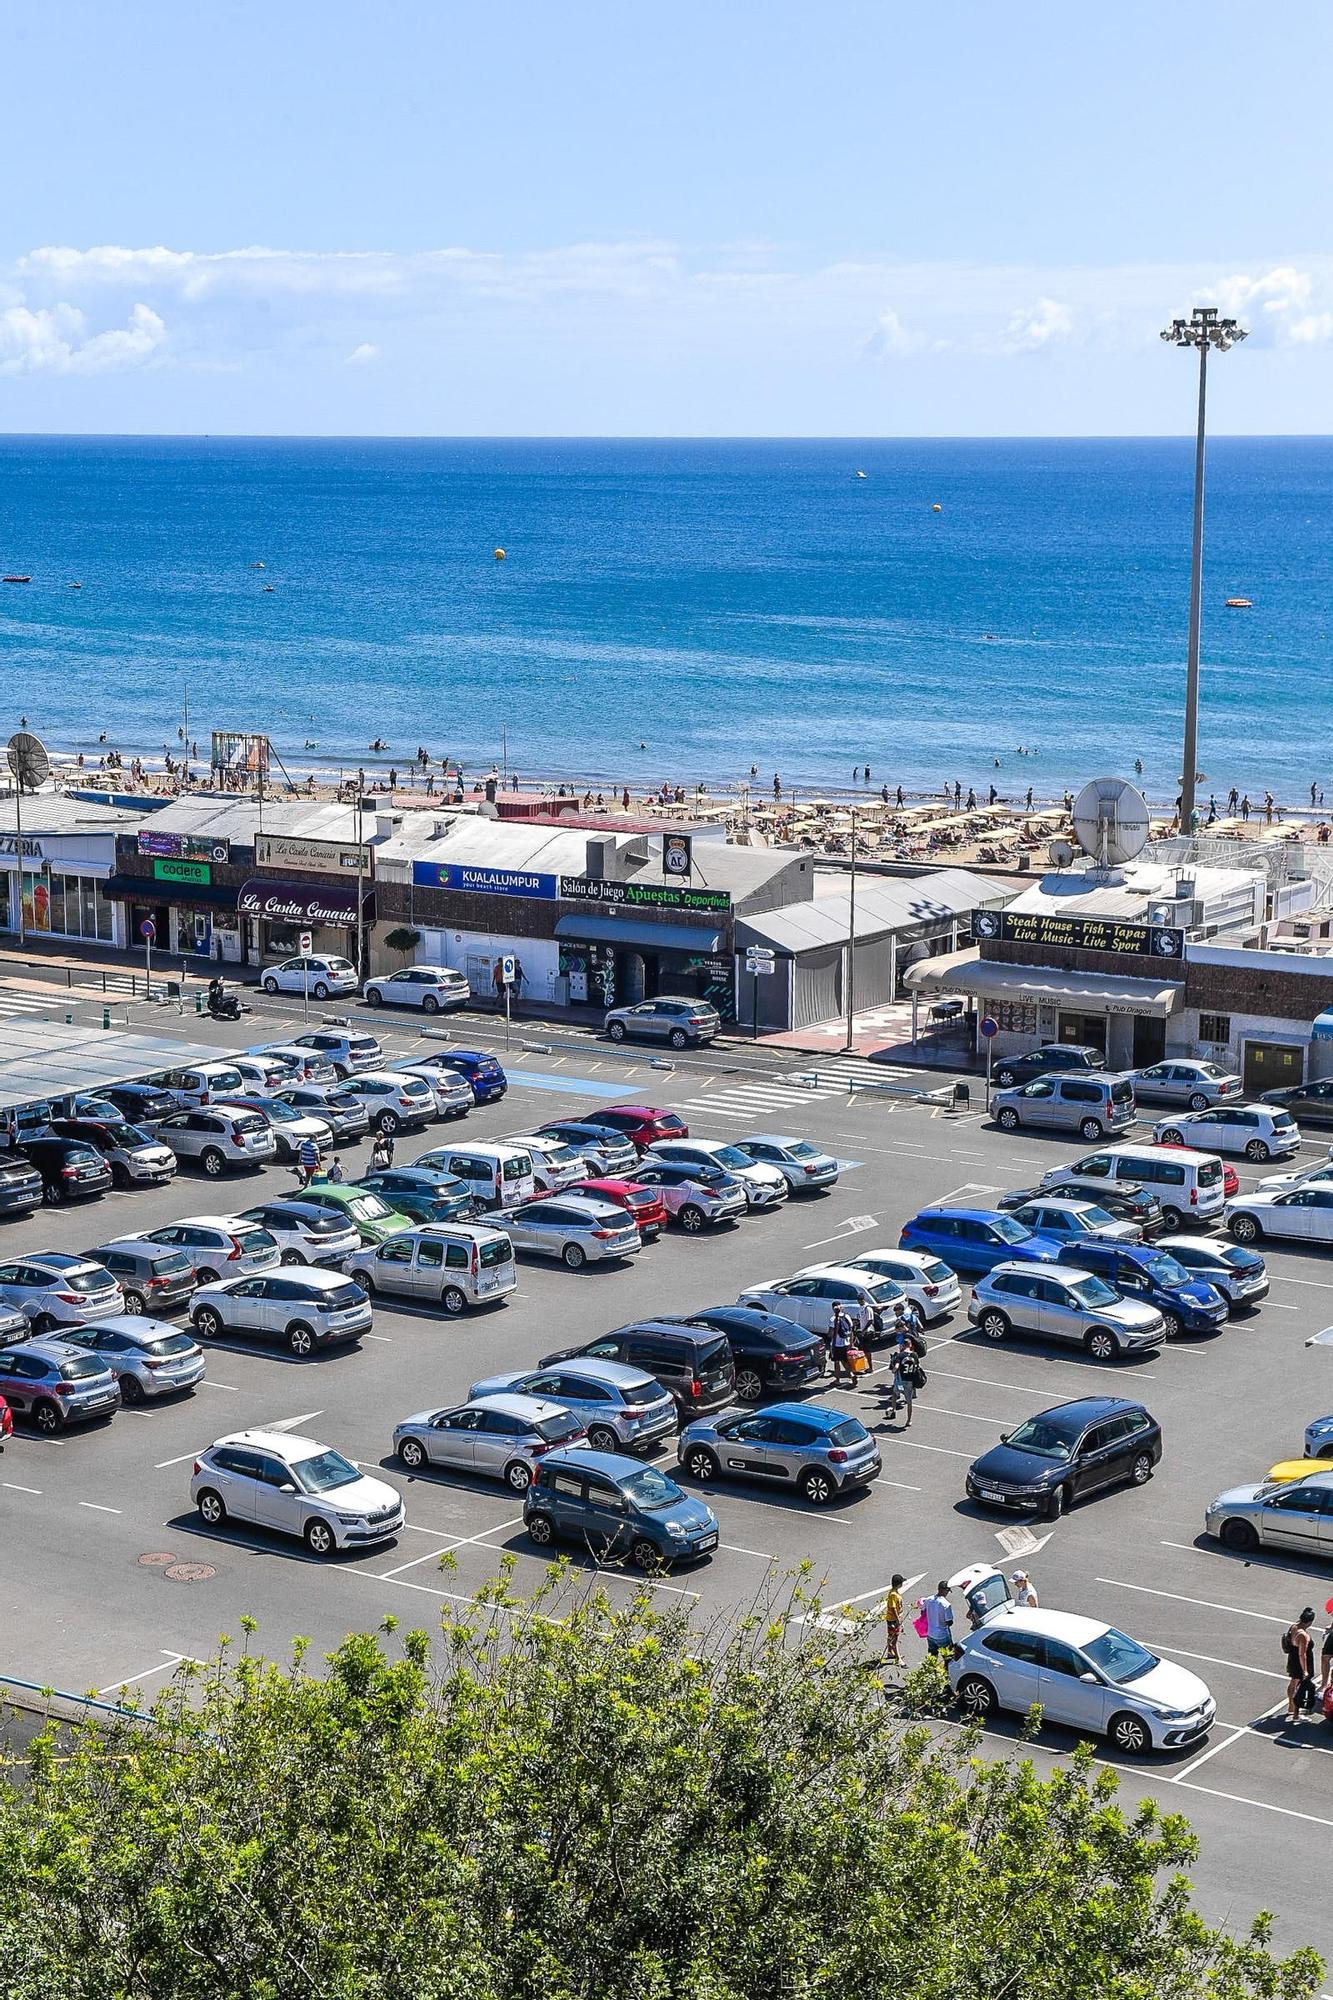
[1288, 312, 1333, 345]
[862, 307, 916, 359]
[346, 342, 379, 364]
[998, 296, 1074, 352]
[0, 299, 165, 376]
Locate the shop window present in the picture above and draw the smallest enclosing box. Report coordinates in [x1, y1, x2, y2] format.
[47, 875, 67, 935]
[1198, 1013, 1231, 1046]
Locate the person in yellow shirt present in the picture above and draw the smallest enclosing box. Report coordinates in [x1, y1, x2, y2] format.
[884, 1573, 905, 1666]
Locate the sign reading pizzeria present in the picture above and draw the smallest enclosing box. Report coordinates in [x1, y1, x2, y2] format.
[237, 879, 367, 927]
[972, 908, 1186, 959]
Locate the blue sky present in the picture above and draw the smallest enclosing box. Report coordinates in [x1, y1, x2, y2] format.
[2, 0, 1330, 434]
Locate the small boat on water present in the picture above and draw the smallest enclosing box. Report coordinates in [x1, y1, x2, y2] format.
[2, 575, 31, 584]
[1225, 596, 1253, 608]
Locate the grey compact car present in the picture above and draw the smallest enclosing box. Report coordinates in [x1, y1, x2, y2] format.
[604, 997, 720, 1050]
[0, 1252, 124, 1331]
[991, 1074, 1136, 1142]
[732, 1135, 840, 1193]
[272, 1083, 372, 1143]
[968, 1263, 1166, 1361]
[57, 1316, 206, 1401]
[0, 1338, 120, 1430]
[292, 1030, 384, 1078]
[1206, 1468, 1333, 1556]
[504, 1196, 642, 1269]
[1005, 1198, 1141, 1247]
[392, 1392, 589, 1491]
[1129, 1059, 1244, 1110]
[468, 1358, 678, 1455]
[677, 1401, 881, 1505]
[84, 1238, 197, 1317]
[191, 1268, 371, 1357]
[140, 1217, 280, 1285]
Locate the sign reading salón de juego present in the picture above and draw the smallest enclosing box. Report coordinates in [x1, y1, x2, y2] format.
[557, 878, 730, 913]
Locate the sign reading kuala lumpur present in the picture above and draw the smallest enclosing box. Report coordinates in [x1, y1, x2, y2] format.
[411, 862, 558, 898]
[972, 908, 1186, 959]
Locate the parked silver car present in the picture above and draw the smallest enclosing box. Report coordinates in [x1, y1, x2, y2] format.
[260, 1044, 339, 1087]
[1152, 1103, 1300, 1163]
[392, 1393, 588, 1490]
[213, 1093, 334, 1163]
[57, 1316, 205, 1401]
[1005, 1198, 1141, 1247]
[1129, 1059, 1244, 1109]
[151, 1108, 277, 1177]
[292, 1030, 384, 1078]
[604, 997, 720, 1049]
[732, 1134, 839, 1194]
[968, 1262, 1165, 1362]
[272, 1082, 372, 1143]
[0, 1252, 123, 1332]
[1205, 1467, 1333, 1555]
[192, 1429, 404, 1555]
[991, 1073, 1136, 1142]
[364, 965, 471, 1012]
[678, 1401, 881, 1505]
[468, 1358, 677, 1454]
[84, 1237, 197, 1317]
[0, 1339, 120, 1430]
[139, 1216, 280, 1285]
[399, 1060, 473, 1118]
[738, 1264, 918, 1342]
[504, 1195, 642, 1269]
[191, 1268, 371, 1357]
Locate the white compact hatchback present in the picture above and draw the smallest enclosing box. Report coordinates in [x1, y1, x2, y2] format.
[363, 966, 471, 1012]
[261, 956, 359, 1000]
[191, 1429, 405, 1556]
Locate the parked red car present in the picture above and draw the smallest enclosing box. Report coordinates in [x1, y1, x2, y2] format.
[580, 1105, 690, 1153]
[0, 1393, 12, 1445]
[569, 1177, 668, 1241]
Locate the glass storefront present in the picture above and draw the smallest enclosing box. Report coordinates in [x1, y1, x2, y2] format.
[15, 870, 115, 942]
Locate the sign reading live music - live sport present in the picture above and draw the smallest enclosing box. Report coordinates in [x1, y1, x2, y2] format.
[972, 908, 1186, 959]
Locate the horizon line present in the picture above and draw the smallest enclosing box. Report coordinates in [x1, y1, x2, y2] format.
[1, 429, 1331, 444]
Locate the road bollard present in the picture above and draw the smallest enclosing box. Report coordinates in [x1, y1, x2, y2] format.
[102, 1005, 111, 1030]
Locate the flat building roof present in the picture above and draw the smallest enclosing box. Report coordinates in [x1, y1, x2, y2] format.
[0, 1020, 219, 1114]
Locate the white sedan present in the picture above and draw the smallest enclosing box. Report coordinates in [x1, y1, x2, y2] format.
[260, 955, 359, 1001]
[1151, 1103, 1300, 1162]
[363, 966, 471, 1012]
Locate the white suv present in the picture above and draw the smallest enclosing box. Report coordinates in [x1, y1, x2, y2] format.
[191, 1429, 404, 1555]
[151, 1107, 277, 1176]
[364, 966, 470, 1012]
[261, 956, 358, 1001]
[138, 1216, 280, 1284]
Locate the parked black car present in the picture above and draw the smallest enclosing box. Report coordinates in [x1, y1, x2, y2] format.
[542, 1319, 736, 1415]
[100, 1082, 180, 1125]
[1260, 1077, 1333, 1128]
[18, 1137, 112, 1204]
[998, 1180, 1166, 1237]
[966, 1396, 1162, 1518]
[0, 1154, 44, 1219]
[992, 1044, 1107, 1090]
[665, 1305, 826, 1402]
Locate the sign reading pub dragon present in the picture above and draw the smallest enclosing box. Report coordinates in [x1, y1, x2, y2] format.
[972, 908, 1185, 959]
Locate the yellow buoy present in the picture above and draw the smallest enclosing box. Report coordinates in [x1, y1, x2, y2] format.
[931, 502, 942, 513]
[494, 547, 506, 561]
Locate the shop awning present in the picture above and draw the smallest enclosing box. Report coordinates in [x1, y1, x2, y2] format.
[904, 949, 1181, 1018]
[103, 875, 239, 913]
[1313, 1010, 1333, 1042]
[237, 879, 373, 927]
[554, 913, 724, 954]
[0, 1020, 222, 1114]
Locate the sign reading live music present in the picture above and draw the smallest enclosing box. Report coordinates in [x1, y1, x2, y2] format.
[972, 908, 1186, 960]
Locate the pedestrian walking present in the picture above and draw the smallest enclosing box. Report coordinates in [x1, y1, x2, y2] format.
[295, 1134, 320, 1187]
[922, 1581, 954, 1657]
[828, 1302, 857, 1390]
[883, 1573, 905, 1666]
[370, 1129, 393, 1174]
[1284, 1607, 1316, 1722]
[1010, 1570, 1038, 1608]
[890, 1329, 922, 1424]
[1241, 793, 1251, 821]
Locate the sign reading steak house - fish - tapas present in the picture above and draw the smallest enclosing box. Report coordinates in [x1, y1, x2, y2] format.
[972, 908, 1186, 959]
[237, 878, 364, 927]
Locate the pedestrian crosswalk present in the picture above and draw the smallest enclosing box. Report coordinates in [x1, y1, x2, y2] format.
[0, 989, 64, 1020]
[672, 1075, 845, 1123]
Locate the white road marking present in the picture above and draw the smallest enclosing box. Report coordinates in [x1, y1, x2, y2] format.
[1172, 1779, 1333, 1832]
[798, 1571, 926, 1632]
[197, 1379, 240, 1391]
[363, 1333, 395, 1343]
[995, 1526, 1053, 1559]
[803, 1215, 877, 1249]
[78, 1501, 121, 1515]
[876, 1477, 923, 1490]
[1167, 1723, 1250, 1782]
[916, 1405, 1008, 1425]
[718, 1542, 780, 1560]
[1272, 1274, 1333, 1292]
[1150, 1645, 1285, 1681]
[2, 1481, 41, 1495]
[890, 1438, 973, 1458]
[98, 1649, 200, 1697]
[925, 1366, 1048, 1396]
[266, 1410, 324, 1431]
[1094, 1577, 1291, 1624]
[376, 1516, 524, 1578]
[155, 1449, 202, 1469]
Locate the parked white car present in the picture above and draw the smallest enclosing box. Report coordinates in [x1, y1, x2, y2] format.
[191, 1267, 372, 1357]
[737, 1264, 918, 1341]
[336, 1069, 438, 1135]
[842, 1247, 963, 1321]
[191, 1429, 404, 1555]
[643, 1139, 788, 1210]
[1227, 1185, 1333, 1246]
[364, 966, 471, 1012]
[237, 1198, 363, 1267]
[516, 1134, 587, 1193]
[261, 955, 359, 1000]
[1151, 1103, 1300, 1163]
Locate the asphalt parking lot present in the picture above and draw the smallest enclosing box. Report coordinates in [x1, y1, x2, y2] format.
[4, 987, 1333, 1958]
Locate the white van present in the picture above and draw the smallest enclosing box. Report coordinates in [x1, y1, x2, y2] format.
[1042, 1141, 1226, 1230]
[345, 1222, 517, 1313]
[416, 1141, 536, 1211]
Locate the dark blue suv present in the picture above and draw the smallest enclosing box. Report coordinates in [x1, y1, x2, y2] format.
[899, 1207, 1061, 1277]
[1054, 1240, 1227, 1337]
[523, 1449, 719, 1567]
[414, 1050, 507, 1105]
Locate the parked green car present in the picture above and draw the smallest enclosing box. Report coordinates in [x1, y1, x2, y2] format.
[297, 1181, 413, 1246]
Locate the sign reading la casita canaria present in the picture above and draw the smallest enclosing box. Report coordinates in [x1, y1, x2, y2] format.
[237, 879, 362, 926]
[972, 908, 1186, 959]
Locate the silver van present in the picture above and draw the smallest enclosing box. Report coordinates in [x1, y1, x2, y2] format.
[992, 1072, 1136, 1142]
[346, 1223, 517, 1314]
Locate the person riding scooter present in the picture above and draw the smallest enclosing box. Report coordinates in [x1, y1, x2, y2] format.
[207, 977, 242, 1022]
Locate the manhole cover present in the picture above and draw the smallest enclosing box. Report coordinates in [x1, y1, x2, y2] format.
[163, 1562, 215, 1584]
[137, 1552, 176, 1568]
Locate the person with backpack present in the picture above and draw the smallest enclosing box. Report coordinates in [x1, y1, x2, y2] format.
[890, 1329, 924, 1425]
[828, 1302, 857, 1390]
[1283, 1607, 1316, 1723]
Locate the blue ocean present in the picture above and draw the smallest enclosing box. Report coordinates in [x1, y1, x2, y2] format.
[0, 434, 1329, 802]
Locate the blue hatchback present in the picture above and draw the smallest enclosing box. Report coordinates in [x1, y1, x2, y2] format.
[899, 1206, 1061, 1277]
[416, 1050, 507, 1105]
[1054, 1239, 1228, 1336]
[522, 1448, 719, 1566]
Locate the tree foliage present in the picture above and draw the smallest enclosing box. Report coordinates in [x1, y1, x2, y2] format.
[0, 1563, 1321, 2000]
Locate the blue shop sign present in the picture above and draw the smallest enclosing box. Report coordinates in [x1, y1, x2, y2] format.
[412, 861, 557, 899]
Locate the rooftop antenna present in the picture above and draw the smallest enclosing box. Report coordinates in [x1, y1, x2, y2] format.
[6, 730, 51, 949]
[1071, 776, 1149, 879]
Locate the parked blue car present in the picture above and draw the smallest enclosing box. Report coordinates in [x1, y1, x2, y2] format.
[411, 1049, 507, 1105]
[522, 1448, 719, 1567]
[898, 1207, 1062, 1277]
[1054, 1240, 1228, 1337]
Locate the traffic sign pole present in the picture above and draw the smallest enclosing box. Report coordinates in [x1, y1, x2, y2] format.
[980, 1014, 999, 1112]
[140, 917, 156, 1001]
[298, 928, 313, 1023]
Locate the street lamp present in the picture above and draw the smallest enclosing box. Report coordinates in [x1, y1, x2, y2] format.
[1160, 306, 1247, 831]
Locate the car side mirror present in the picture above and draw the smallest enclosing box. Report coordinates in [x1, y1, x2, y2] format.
[280, 1482, 297, 1494]
[999, 1432, 1011, 1444]
[1078, 1671, 1099, 1685]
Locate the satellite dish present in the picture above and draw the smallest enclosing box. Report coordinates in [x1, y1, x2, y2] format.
[6, 731, 50, 793]
[1047, 838, 1075, 868]
[1071, 776, 1149, 871]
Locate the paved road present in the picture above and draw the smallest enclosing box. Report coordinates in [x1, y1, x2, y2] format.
[2, 986, 1332, 1959]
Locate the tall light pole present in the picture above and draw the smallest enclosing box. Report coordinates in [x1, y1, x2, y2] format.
[843, 806, 858, 1052]
[1160, 306, 1247, 831]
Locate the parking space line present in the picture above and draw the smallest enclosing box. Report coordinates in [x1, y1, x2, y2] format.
[1167, 1723, 1250, 1783]
[78, 1502, 121, 1515]
[876, 1477, 923, 1490]
[98, 1649, 200, 1698]
[1172, 1779, 1333, 1832]
[197, 1379, 240, 1391]
[1272, 1274, 1333, 1291]
[364, 1333, 394, 1343]
[891, 1438, 973, 1459]
[718, 1542, 780, 1560]
[2, 1481, 41, 1495]
[924, 1366, 1047, 1396]
[916, 1405, 1008, 1426]
[1095, 1577, 1289, 1624]
[155, 1450, 201, 1470]
[1150, 1645, 1286, 1681]
[376, 1516, 524, 1578]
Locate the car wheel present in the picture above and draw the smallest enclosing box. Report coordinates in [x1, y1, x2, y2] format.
[122, 1289, 147, 1316]
[378, 1112, 400, 1137]
[1160, 1127, 1184, 1146]
[397, 1436, 427, 1471]
[280, 1248, 306, 1266]
[287, 1322, 316, 1358]
[1188, 1092, 1209, 1112]
[678, 1205, 705, 1233]
[196, 1268, 220, 1287]
[734, 1366, 765, 1402]
[668, 1029, 688, 1050]
[1108, 1710, 1152, 1756]
[505, 1459, 534, 1493]
[262, 976, 279, 995]
[630, 1537, 663, 1570]
[1084, 1327, 1118, 1362]
[956, 1674, 998, 1721]
[32, 1399, 62, 1435]
[313, 983, 329, 1001]
[684, 1446, 719, 1482]
[31, 1313, 57, 1336]
[118, 1372, 145, 1405]
[110, 1163, 131, 1191]
[1130, 1451, 1154, 1486]
[196, 1488, 226, 1528]
[304, 1519, 337, 1557]
[42, 1183, 62, 1205]
[995, 1067, 1016, 1087]
[1046, 1483, 1068, 1519]
[561, 1242, 587, 1270]
[1245, 1138, 1271, 1163]
[364, 987, 383, 1007]
[441, 1285, 467, 1315]
[1228, 1213, 1260, 1244]
[978, 1310, 1009, 1342]
[799, 1467, 837, 1506]
[200, 1148, 226, 1177]
[193, 1307, 225, 1341]
[996, 1108, 1020, 1132]
[608, 1021, 627, 1043]
[1160, 1207, 1185, 1233]
[583, 1424, 617, 1454]
[422, 994, 440, 1014]
[1079, 1118, 1105, 1142]
[527, 1512, 556, 1547]
[1219, 1516, 1259, 1553]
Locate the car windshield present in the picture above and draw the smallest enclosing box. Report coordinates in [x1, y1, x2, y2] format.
[1197, 1161, 1224, 1188]
[146, 1333, 197, 1358]
[1003, 1418, 1073, 1461]
[1082, 1627, 1159, 1685]
[1197, 1065, 1229, 1079]
[347, 1194, 393, 1221]
[862, 1276, 905, 1302]
[232, 1117, 267, 1137]
[60, 1354, 107, 1380]
[829, 1418, 869, 1446]
[291, 1449, 361, 1494]
[327, 1093, 361, 1112]
[502, 1157, 531, 1181]
[708, 1145, 751, 1168]
[1144, 1254, 1188, 1285]
[265, 1099, 300, 1124]
[150, 1252, 193, 1276]
[1080, 1206, 1116, 1228]
[235, 1230, 275, 1255]
[619, 1379, 664, 1406]
[783, 1140, 822, 1160]
[1069, 1277, 1120, 1307]
[990, 1215, 1030, 1243]
[618, 1466, 684, 1512]
[208, 1069, 244, 1091]
[1220, 1245, 1258, 1269]
[923, 1258, 954, 1282]
[479, 1238, 512, 1267]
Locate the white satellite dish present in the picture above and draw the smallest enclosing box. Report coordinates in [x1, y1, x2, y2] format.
[1071, 776, 1149, 872]
[1047, 838, 1075, 868]
[6, 730, 50, 793]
